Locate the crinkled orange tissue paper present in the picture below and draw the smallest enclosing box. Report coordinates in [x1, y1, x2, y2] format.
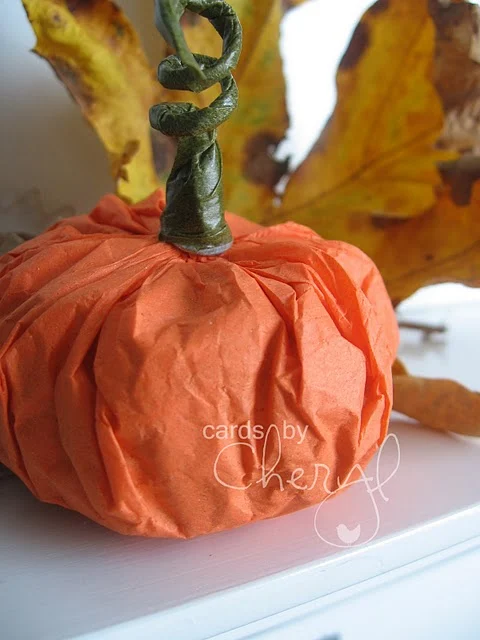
[0, 191, 398, 538]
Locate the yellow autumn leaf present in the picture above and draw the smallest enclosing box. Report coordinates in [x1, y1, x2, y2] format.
[285, 175, 480, 303]
[279, 0, 453, 225]
[22, 0, 162, 203]
[221, 0, 289, 218]
[373, 176, 480, 302]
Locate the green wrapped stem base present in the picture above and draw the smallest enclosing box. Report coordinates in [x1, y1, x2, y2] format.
[159, 227, 233, 256]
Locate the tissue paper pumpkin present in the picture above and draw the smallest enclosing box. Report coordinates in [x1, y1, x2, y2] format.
[0, 190, 398, 538]
[0, 0, 397, 537]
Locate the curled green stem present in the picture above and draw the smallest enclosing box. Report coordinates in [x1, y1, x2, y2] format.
[150, 0, 243, 256]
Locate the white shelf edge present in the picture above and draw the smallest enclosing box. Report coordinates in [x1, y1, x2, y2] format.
[75, 501, 480, 640]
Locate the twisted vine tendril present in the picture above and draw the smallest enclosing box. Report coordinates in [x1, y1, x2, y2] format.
[150, 0, 243, 256]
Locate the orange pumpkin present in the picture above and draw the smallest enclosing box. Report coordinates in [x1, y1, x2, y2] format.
[0, 191, 398, 538]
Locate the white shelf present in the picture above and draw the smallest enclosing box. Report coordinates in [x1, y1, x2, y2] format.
[1, 300, 479, 640]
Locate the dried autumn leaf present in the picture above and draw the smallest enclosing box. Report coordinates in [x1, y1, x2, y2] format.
[279, 0, 453, 226]
[160, 0, 296, 219]
[22, 0, 161, 203]
[393, 375, 480, 436]
[432, 0, 480, 153]
[377, 178, 480, 300]
[270, 0, 480, 302]
[221, 0, 290, 218]
[287, 177, 480, 303]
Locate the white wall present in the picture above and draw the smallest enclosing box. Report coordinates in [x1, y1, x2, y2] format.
[1, 0, 111, 215]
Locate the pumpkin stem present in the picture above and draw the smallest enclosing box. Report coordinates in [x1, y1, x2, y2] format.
[150, 0, 243, 256]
